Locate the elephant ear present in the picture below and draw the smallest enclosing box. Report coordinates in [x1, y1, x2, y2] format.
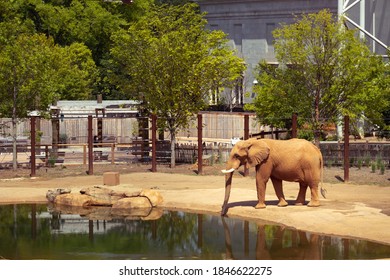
[246, 139, 270, 167]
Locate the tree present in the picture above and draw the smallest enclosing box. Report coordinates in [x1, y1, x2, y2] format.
[155, 0, 192, 5]
[246, 10, 390, 145]
[110, 3, 245, 167]
[6, 0, 154, 99]
[0, 33, 97, 170]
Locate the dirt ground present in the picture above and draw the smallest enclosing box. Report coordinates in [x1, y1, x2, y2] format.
[0, 163, 390, 246]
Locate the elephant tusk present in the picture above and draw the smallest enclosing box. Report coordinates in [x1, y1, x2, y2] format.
[221, 168, 235, 174]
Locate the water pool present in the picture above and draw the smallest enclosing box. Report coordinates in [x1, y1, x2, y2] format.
[0, 204, 389, 260]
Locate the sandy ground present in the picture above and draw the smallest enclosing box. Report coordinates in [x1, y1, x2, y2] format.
[1, 166, 390, 246]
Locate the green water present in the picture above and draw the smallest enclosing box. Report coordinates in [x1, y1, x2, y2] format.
[0, 204, 389, 260]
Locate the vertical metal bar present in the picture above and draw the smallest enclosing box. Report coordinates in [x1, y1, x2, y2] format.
[244, 114, 249, 140]
[292, 113, 298, 138]
[51, 109, 59, 157]
[151, 114, 157, 172]
[111, 143, 115, 165]
[244, 114, 249, 177]
[197, 113, 203, 175]
[360, 0, 365, 40]
[344, 115, 350, 182]
[45, 145, 49, 167]
[88, 115, 93, 175]
[97, 117, 103, 147]
[83, 144, 87, 165]
[30, 116, 36, 177]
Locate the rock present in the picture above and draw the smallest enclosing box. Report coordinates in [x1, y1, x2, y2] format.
[79, 186, 118, 206]
[46, 188, 71, 203]
[54, 193, 92, 207]
[50, 185, 164, 221]
[112, 197, 152, 209]
[111, 190, 141, 198]
[103, 171, 120, 186]
[140, 189, 163, 207]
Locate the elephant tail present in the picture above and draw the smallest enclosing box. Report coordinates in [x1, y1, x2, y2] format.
[319, 154, 327, 199]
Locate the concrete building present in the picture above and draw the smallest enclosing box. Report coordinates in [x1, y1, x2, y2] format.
[340, 0, 390, 56]
[197, 0, 389, 107]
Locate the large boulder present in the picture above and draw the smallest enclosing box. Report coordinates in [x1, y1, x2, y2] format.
[54, 193, 92, 207]
[46, 188, 71, 203]
[80, 186, 118, 206]
[112, 196, 152, 209]
[140, 189, 163, 207]
[47, 186, 164, 221]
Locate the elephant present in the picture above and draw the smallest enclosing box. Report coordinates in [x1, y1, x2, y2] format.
[221, 138, 325, 215]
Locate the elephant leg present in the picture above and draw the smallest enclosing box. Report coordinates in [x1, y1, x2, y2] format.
[271, 177, 288, 207]
[295, 182, 308, 205]
[255, 165, 268, 209]
[307, 183, 320, 207]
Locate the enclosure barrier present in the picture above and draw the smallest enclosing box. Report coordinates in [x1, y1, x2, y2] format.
[0, 113, 389, 182]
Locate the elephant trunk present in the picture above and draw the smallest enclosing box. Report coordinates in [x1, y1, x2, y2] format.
[221, 171, 233, 215]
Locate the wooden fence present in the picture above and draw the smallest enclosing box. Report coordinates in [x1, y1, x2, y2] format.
[1, 112, 268, 145]
[0, 118, 138, 144]
[320, 141, 390, 167]
[1, 114, 389, 176]
[174, 141, 390, 167]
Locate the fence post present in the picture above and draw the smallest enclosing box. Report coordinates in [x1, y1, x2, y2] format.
[197, 113, 203, 174]
[88, 115, 93, 175]
[95, 108, 104, 147]
[151, 114, 157, 172]
[30, 116, 36, 177]
[51, 108, 60, 157]
[45, 145, 49, 167]
[244, 114, 249, 176]
[292, 113, 298, 138]
[111, 143, 115, 165]
[344, 115, 350, 182]
[83, 144, 87, 165]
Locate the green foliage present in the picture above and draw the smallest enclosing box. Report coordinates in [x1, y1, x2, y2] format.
[0, 31, 97, 169]
[0, 0, 153, 99]
[110, 3, 245, 166]
[250, 10, 390, 144]
[371, 162, 377, 173]
[0, 33, 97, 119]
[155, 0, 192, 5]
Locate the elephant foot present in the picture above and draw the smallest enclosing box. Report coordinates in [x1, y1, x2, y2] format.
[307, 200, 320, 207]
[295, 200, 305, 206]
[277, 199, 288, 207]
[255, 202, 266, 209]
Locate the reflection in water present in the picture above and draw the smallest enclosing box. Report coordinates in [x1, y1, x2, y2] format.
[0, 204, 389, 260]
[222, 217, 322, 260]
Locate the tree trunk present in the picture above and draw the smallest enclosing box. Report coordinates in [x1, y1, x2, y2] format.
[12, 86, 18, 171]
[170, 131, 176, 168]
[314, 88, 321, 147]
[12, 117, 17, 171]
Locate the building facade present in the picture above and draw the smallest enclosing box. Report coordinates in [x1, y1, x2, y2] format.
[197, 0, 389, 107]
